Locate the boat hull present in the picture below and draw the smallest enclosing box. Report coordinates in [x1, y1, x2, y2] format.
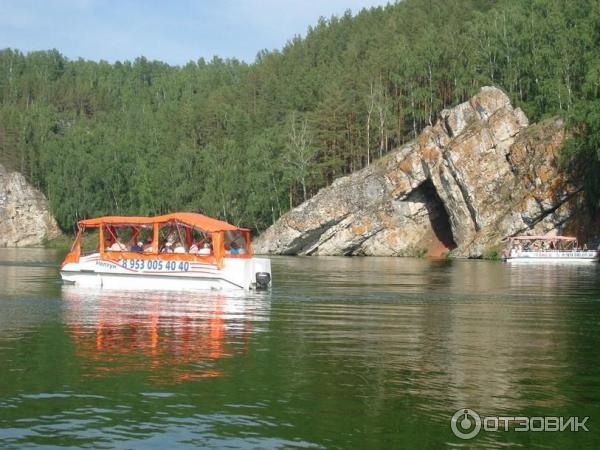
[61, 253, 271, 290]
[505, 250, 598, 263]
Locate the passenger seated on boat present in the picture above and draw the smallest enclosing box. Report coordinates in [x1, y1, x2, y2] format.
[161, 242, 174, 253]
[173, 241, 186, 254]
[231, 240, 247, 255]
[198, 242, 211, 255]
[143, 236, 153, 253]
[130, 241, 144, 253]
[228, 242, 242, 255]
[108, 239, 127, 252]
[189, 240, 202, 254]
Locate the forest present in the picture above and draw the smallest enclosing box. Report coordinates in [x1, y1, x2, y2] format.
[0, 0, 599, 232]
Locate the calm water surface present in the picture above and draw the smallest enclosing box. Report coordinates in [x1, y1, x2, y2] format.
[1, 249, 599, 449]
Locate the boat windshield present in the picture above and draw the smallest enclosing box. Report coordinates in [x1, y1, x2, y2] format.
[79, 228, 100, 256]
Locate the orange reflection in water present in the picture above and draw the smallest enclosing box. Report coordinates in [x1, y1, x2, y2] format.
[62, 286, 266, 383]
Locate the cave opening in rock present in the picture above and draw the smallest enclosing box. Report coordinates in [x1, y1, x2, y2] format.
[406, 179, 457, 256]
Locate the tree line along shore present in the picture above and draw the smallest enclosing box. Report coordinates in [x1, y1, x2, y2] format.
[0, 0, 598, 233]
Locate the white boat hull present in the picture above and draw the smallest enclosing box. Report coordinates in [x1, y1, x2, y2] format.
[61, 253, 271, 290]
[505, 250, 598, 263]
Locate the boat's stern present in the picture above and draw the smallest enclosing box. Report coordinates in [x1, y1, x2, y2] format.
[251, 257, 272, 290]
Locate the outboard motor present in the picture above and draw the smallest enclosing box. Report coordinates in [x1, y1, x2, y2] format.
[255, 272, 271, 289]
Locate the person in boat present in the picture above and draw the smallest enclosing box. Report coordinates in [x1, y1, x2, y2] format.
[130, 241, 144, 253]
[235, 242, 247, 255]
[143, 236, 153, 253]
[228, 242, 241, 255]
[198, 242, 211, 255]
[189, 239, 205, 254]
[173, 241, 186, 254]
[108, 238, 127, 252]
[161, 241, 174, 253]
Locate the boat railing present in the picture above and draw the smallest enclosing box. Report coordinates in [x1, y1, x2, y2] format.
[510, 249, 596, 258]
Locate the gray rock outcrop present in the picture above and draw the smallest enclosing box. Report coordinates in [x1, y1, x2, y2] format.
[0, 164, 62, 247]
[254, 87, 590, 257]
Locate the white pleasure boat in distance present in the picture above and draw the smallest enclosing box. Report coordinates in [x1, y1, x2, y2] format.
[60, 212, 271, 290]
[503, 235, 598, 263]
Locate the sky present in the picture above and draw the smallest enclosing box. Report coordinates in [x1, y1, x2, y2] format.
[0, 0, 391, 65]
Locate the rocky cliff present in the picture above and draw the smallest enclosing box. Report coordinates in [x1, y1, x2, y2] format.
[254, 87, 594, 258]
[0, 164, 62, 247]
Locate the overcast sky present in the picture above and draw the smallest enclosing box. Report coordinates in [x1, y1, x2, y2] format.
[0, 0, 392, 65]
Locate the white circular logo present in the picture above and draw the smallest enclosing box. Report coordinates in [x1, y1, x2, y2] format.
[451, 408, 482, 439]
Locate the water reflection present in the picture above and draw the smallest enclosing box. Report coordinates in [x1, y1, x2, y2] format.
[61, 286, 271, 383]
[273, 257, 600, 422]
[1, 251, 599, 448]
[505, 262, 600, 297]
[0, 248, 61, 297]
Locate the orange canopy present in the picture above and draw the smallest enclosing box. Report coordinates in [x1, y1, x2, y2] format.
[78, 212, 247, 232]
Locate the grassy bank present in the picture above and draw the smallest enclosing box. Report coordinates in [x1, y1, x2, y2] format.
[481, 244, 504, 260]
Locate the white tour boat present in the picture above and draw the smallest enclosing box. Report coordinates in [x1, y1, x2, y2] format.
[503, 235, 598, 263]
[60, 212, 271, 290]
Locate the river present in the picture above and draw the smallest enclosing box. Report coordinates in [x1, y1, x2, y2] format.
[0, 249, 599, 448]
